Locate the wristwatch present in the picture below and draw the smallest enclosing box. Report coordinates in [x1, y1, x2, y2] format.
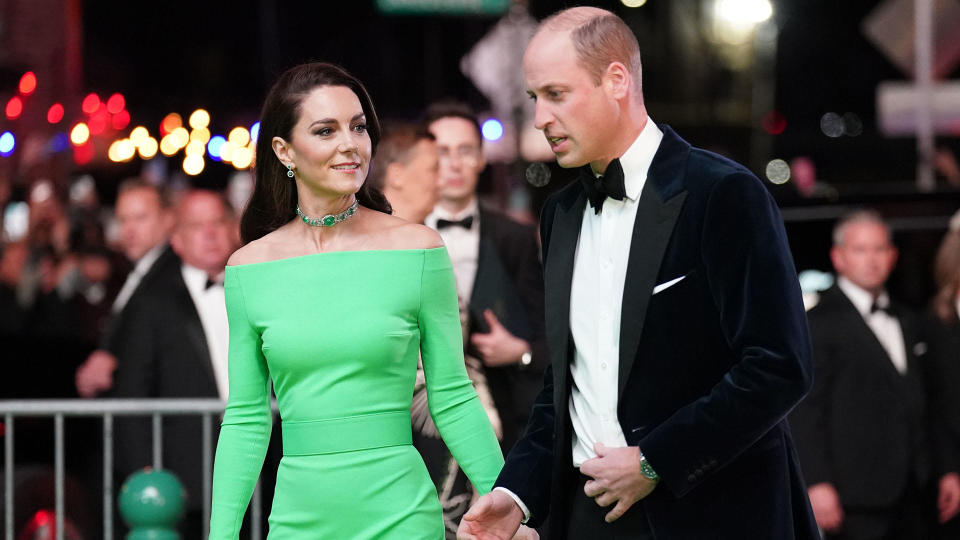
[639, 450, 659, 481]
[519, 351, 532, 367]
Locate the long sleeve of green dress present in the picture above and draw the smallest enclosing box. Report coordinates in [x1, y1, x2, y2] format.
[208, 248, 503, 539]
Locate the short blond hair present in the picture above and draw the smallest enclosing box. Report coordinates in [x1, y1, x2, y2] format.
[541, 7, 643, 94]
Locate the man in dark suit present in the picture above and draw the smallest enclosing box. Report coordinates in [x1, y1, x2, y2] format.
[458, 7, 816, 540]
[75, 179, 178, 398]
[424, 101, 547, 453]
[791, 210, 959, 539]
[111, 189, 236, 540]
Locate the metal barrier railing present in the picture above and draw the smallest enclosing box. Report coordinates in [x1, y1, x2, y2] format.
[0, 399, 276, 540]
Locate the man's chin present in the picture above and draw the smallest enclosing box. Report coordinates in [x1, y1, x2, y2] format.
[554, 152, 585, 169]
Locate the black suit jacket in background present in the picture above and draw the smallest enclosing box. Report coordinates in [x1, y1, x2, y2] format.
[101, 244, 180, 354]
[495, 125, 818, 539]
[791, 286, 932, 509]
[109, 260, 219, 513]
[467, 205, 547, 452]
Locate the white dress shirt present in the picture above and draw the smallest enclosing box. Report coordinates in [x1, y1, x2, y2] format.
[569, 119, 663, 466]
[426, 199, 480, 304]
[112, 243, 165, 313]
[837, 276, 908, 375]
[181, 264, 230, 399]
[495, 120, 664, 520]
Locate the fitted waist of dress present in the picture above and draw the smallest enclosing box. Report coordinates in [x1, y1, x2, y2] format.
[281, 411, 413, 456]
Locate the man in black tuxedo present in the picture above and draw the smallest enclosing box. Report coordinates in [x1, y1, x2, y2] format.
[791, 210, 959, 539]
[424, 101, 547, 453]
[458, 7, 816, 540]
[111, 189, 236, 540]
[75, 179, 178, 398]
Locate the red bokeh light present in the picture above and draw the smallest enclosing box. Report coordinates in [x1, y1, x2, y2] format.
[89, 112, 109, 135]
[47, 103, 65, 124]
[19, 71, 37, 95]
[762, 111, 787, 135]
[81, 93, 101, 115]
[5, 97, 23, 119]
[107, 93, 125, 114]
[73, 142, 94, 165]
[112, 110, 131, 131]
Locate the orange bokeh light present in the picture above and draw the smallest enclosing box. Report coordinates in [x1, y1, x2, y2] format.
[19, 72, 37, 95]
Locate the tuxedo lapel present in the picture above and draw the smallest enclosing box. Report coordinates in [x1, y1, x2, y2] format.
[618, 126, 689, 398]
[618, 187, 686, 398]
[830, 288, 908, 381]
[543, 189, 587, 405]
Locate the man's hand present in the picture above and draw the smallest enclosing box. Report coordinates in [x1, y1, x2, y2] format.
[939, 472, 960, 523]
[457, 489, 524, 540]
[512, 525, 539, 540]
[580, 442, 657, 523]
[75, 350, 117, 398]
[807, 482, 844, 532]
[470, 309, 530, 368]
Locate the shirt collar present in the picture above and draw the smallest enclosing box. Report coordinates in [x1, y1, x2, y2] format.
[837, 276, 888, 316]
[181, 263, 210, 294]
[428, 198, 479, 223]
[133, 243, 166, 275]
[609, 118, 663, 202]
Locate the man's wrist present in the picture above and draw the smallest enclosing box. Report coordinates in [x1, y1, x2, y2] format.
[638, 449, 659, 481]
[493, 486, 531, 523]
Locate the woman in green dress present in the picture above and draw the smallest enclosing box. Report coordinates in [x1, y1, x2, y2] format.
[207, 62, 525, 539]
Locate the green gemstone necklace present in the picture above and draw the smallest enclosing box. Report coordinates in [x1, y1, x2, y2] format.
[296, 199, 359, 227]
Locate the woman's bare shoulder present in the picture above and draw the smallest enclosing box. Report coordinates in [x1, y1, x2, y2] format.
[227, 229, 291, 266]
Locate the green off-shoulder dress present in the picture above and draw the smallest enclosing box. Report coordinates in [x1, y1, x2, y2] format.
[208, 248, 504, 539]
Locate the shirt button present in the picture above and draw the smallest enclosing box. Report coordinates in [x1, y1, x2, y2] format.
[601, 362, 607, 369]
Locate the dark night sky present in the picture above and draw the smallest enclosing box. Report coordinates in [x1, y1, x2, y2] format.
[80, 0, 959, 185]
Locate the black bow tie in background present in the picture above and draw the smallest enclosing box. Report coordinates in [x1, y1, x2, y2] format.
[205, 277, 223, 290]
[436, 216, 474, 230]
[579, 158, 627, 214]
[870, 301, 895, 317]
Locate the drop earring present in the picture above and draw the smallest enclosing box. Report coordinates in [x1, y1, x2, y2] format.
[286, 164, 295, 178]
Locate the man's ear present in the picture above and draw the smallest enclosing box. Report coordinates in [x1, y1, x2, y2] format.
[385, 162, 407, 190]
[272, 136, 294, 168]
[603, 61, 631, 101]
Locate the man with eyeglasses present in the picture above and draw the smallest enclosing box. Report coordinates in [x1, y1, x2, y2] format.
[424, 100, 547, 456]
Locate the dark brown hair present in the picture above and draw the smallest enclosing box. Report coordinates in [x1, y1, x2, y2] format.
[367, 121, 434, 191]
[423, 100, 482, 145]
[241, 62, 391, 244]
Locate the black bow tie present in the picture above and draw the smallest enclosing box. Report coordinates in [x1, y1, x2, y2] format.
[205, 278, 223, 290]
[870, 301, 895, 316]
[579, 159, 626, 215]
[436, 216, 474, 230]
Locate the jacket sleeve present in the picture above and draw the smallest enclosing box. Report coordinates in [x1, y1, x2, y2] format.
[419, 248, 505, 494]
[208, 269, 272, 539]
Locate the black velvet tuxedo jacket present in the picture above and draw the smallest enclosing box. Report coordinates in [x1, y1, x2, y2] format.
[468, 205, 548, 452]
[791, 286, 932, 509]
[495, 126, 818, 539]
[109, 257, 219, 512]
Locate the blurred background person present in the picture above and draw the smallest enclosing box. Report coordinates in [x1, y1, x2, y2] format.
[923, 214, 960, 539]
[74, 179, 176, 398]
[367, 121, 440, 224]
[424, 100, 547, 454]
[109, 189, 236, 540]
[791, 209, 958, 539]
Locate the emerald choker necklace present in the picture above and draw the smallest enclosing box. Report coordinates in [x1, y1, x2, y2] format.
[296, 199, 359, 227]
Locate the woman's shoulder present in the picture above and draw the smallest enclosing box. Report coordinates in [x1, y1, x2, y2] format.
[364, 211, 444, 251]
[227, 229, 290, 267]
